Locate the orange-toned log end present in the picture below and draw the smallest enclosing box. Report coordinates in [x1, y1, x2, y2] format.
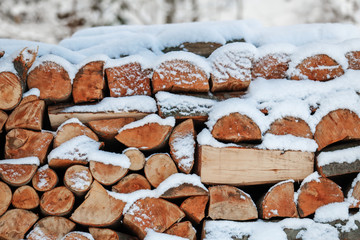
[18, 94, 39, 107]
[112, 173, 151, 194]
[40, 186, 75, 216]
[0, 72, 22, 111]
[291, 54, 344, 81]
[208, 185, 258, 221]
[0, 181, 12, 216]
[0, 164, 38, 187]
[32, 166, 58, 192]
[88, 118, 136, 140]
[180, 195, 209, 225]
[144, 153, 178, 188]
[346, 51, 360, 70]
[70, 181, 125, 227]
[62, 232, 94, 240]
[123, 198, 185, 240]
[54, 122, 99, 148]
[27, 61, 72, 102]
[252, 54, 289, 79]
[267, 117, 313, 139]
[89, 161, 128, 186]
[124, 148, 146, 171]
[260, 180, 298, 220]
[27, 216, 76, 240]
[297, 177, 344, 217]
[106, 62, 152, 97]
[161, 183, 208, 199]
[13, 47, 38, 84]
[0, 110, 8, 133]
[89, 228, 138, 240]
[115, 123, 173, 151]
[0, 51, 4, 58]
[152, 59, 209, 94]
[73, 61, 106, 104]
[211, 112, 262, 143]
[0, 209, 38, 240]
[169, 119, 196, 174]
[12, 185, 39, 210]
[5, 99, 45, 131]
[64, 165, 93, 196]
[165, 221, 196, 240]
[5, 129, 53, 165]
[314, 109, 360, 151]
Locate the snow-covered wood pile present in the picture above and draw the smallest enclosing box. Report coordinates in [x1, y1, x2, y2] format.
[1, 20, 360, 239]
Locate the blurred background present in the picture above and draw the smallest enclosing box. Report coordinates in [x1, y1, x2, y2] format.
[0, 0, 359, 44]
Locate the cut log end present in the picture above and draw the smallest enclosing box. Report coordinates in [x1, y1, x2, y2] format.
[88, 118, 136, 140]
[27, 216, 76, 240]
[89, 160, 127, 186]
[40, 186, 75, 216]
[64, 165, 93, 196]
[124, 148, 146, 171]
[12, 185, 39, 210]
[32, 166, 58, 192]
[0, 209, 38, 240]
[252, 54, 289, 79]
[161, 183, 208, 199]
[165, 221, 196, 240]
[0, 72, 23, 111]
[180, 195, 209, 225]
[144, 153, 178, 188]
[0, 181, 12, 216]
[112, 173, 151, 194]
[0, 164, 38, 187]
[267, 117, 313, 139]
[346, 51, 360, 70]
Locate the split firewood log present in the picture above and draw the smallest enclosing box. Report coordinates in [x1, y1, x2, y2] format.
[144, 153, 178, 188]
[258, 180, 298, 219]
[0, 110, 7, 133]
[88, 118, 136, 140]
[89, 227, 138, 240]
[0, 51, 3, 58]
[152, 53, 210, 93]
[208, 185, 258, 221]
[27, 216, 76, 240]
[5, 129, 53, 165]
[5, 99, 45, 131]
[73, 60, 106, 104]
[346, 174, 360, 208]
[112, 173, 151, 194]
[169, 119, 196, 174]
[115, 114, 175, 151]
[40, 186, 75, 216]
[62, 231, 95, 240]
[211, 112, 262, 143]
[252, 53, 290, 79]
[346, 51, 360, 70]
[123, 148, 146, 171]
[0, 71, 22, 111]
[0, 157, 39, 187]
[27, 56, 73, 102]
[12, 185, 39, 210]
[123, 197, 185, 239]
[89, 159, 128, 186]
[0, 181, 12, 216]
[160, 183, 208, 199]
[290, 54, 344, 81]
[180, 195, 208, 225]
[267, 117, 313, 139]
[297, 173, 344, 217]
[165, 221, 196, 240]
[314, 109, 360, 151]
[64, 165, 93, 196]
[54, 118, 99, 148]
[105, 60, 152, 97]
[13, 46, 38, 84]
[32, 165, 58, 192]
[0, 209, 38, 240]
[70, 181, 125, 227]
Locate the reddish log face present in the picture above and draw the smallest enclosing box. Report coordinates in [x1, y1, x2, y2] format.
[64, 165, 93, 195]
[27, 61, 72, 102]
[314, 109, 360, 151]
[54, 122, 99, 148]
[62, 232, 93, 240]
[0, 164, 38, 187]
[40, 186, 75, 216]
[211, 112, 262, 143]
[349, 180, 360, 208]
[112, 173, 151, 194]
[152, 59, 209, 93]
[252, 54, 289, 79]
[346, 51, 360, 70]
[161, 183, 208, 199]
[267, 117, 313, 139]
[73, 61, 106, 104]
[165, 221, 196, 240]
[106, 62, 152, 97]
[12, 185, 39, 210]
[0, 110, 8, 133]
[89, 161, 128, 186]
[32, 166, 58, 192]
[291, 54, 344, 81]
[0, 72, 22, 111]
[180, 195, 209, 225]
[123, 148, 146, 171]
[144, 153, 178, 188]
[0, 181, 12, 216]
[88, 118, 136, 140]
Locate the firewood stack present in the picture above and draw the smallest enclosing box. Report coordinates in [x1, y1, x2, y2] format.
[1, 22, 360, 240]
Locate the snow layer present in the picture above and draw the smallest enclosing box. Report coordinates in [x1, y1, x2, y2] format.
[346, 173, 360, 207]
[197, 129, 239, 148]
[88, 150, 131, 168]
[104, 52, 156, 70]
[0, 55, 17, 75]
[118, 114, 175, 133]
[258, 134, 318, 152]
[68, 170, 91, 190]
[23, 88, 40, 98]
[314, 202, 350, 223]
[0, 156, 40, 166]
[171, 133, 195, 170]
[317, 145, 360, 167]
[256, 43, 296, 59]
[144, 230, 187, 240]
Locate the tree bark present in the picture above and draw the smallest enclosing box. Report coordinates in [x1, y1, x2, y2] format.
[144, 153, 178, 188]
[40, 186, 75, 216]
[112, 173, 151, 194]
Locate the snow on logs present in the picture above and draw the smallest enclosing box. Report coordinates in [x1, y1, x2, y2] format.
[0, 157, 39, 187]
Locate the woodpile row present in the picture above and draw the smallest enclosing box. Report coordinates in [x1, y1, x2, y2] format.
[0, 39, 360, 240]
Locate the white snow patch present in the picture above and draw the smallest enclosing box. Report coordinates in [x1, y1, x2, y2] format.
[88, 150, 131, 168]
[197, 129, 239, 148]
[0, 156, 40, 166]
[317, 145, 360, 167]
[104, 52, 155, 70]
[314, 202, 350, 223]
[23, 88, 40, 98]
[171, 133, 195, 170]
[257, 134, 318, 152]
[346, 173, 360, 207]
[75, 54, 109, 70]
[118, 114, 175, 133]
[68, 170, 91, 190]
[256, 43, 296, 59]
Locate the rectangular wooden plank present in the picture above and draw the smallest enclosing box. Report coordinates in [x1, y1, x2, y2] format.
[197, 145, 314, 186]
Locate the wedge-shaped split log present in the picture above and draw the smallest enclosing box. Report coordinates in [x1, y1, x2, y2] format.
[160, 183, 208, 199]
[40, 186, 75, 216]
[258, 180, 298, 219]
[123, 197, 185, 239]
[290, 54, 344, 81]
[169, 119, 196, 174]
[27, 216, 76, 240]
[64, 165, 93, 196]
[0, 181, 12, 216]
[112, 173, 151, 194]
[89, 227, 138, 240]
[180, 195, 208, 225]
[346, 173, 360, 208]
[144, 153, 178, 188]
[346, 50, 360, 70]
[5, 129, 53, 165]
[314, 109, 360, 151]
[32, 165, 58, 192]
[12, 185, 39, 210]
[123, 148, 146, 171]
[13, 47, 38, 84]
[0, 110, 7, 133]
[88, 118, 136, 140]
[0, 72, 22, 111]
[165, 221, 196, 240]
[252, 53, 290, 79]
[208, 185, 258, 221]
[297, 172, 344, 217]
[0, 157, 39, 187]
[62, 231, 95, 240]
[70, 181, 125, 227]
[267, 117, 313, 139]
[116, 114, 175, 151]
[0, 209, 38, 240]
[89, 161, 128, 186]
